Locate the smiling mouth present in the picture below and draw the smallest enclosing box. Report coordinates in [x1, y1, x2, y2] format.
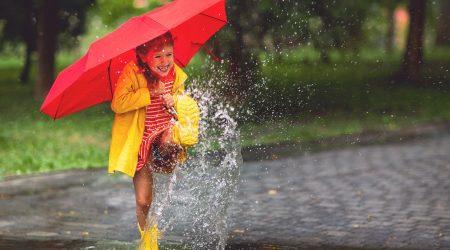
[157, 65, 170, 72]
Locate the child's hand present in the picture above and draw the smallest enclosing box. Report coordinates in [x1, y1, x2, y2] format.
[162, 94, 175, 110]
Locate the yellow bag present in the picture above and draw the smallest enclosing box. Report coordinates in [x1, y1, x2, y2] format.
[172, 95, 200, 147]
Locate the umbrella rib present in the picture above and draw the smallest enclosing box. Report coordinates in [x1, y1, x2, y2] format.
[175, 58, 185, 68]
[107, 59, 113, 98]
[199, 13, 227, 24]
[54, 91, 65, 120]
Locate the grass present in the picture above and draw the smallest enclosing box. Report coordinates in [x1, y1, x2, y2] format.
[1, 48, 450, 177]
[240, 111, 449, 147]
[241, 47, 450, 147]
[0, 64, 113, 177]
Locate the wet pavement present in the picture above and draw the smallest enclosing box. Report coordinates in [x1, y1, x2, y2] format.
[228, 130, 450, 249]
[1, 126, 450, 249]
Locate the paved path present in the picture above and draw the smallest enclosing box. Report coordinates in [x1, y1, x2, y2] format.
[1, 130, 450, 249]
[228, 131, 450, 249]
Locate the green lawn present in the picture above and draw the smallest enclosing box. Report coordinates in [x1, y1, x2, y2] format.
[240, 47, 450, 146]
[0, 74, 113, 177]
[1, 48, 450, 177]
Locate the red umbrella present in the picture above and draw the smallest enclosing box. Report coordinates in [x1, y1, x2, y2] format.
[41, 0, 227, 119]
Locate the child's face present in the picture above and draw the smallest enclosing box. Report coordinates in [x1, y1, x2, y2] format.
[143, 44, 174, 78]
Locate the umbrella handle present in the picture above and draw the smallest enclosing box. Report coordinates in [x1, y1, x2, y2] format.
[161, 91, 178, 120]
[168, 107, 178, 120]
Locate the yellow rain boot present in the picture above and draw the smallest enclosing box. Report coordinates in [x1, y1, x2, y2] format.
[172, 95, 200, 147]
[138, 223, 158, 250]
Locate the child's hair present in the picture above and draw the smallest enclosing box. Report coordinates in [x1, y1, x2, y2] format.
[136, 32, 174, 84]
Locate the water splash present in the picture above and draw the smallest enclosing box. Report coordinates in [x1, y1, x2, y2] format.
[146, 78, 242, 249]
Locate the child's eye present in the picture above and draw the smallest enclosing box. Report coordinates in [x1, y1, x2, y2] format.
[154, 55, 161, 59]
[166, 53, 173, 57]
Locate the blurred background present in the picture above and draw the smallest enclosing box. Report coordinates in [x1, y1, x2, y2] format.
[0, 0, 449, 177]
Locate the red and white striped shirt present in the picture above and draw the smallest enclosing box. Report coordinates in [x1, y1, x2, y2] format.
[136, 68, 175, 172]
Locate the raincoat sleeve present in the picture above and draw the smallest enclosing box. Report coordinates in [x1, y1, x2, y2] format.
[172, 82, 185, 107]
[173, 66, 186, 101]
[111, 64, 151, 114]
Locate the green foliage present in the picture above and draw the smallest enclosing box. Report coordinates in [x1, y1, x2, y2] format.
[307, 1, 370, 54]
[58, 0, 96, 49]
[0, 0, 95, 50]
[93, 0, 139, 25]
[0, 0, 36, 46]
[93, 0, 162, 25]
[221, 1, 375, 55]
[251, 46, 450, 119]
[217, 0, 395, 98]
[234, 47, 450, 147]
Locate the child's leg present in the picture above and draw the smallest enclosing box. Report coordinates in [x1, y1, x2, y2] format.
[133, 165, 153, 229]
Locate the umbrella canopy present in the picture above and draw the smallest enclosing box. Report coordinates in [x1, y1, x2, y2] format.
[41, 0, 227, 119]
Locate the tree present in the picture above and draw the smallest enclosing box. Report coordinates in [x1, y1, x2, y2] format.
[436, 0, 450, 46]
[378, 0, 407, 51]
[20, 1, 36, 83]
[35, 0, 58, 99]
[385, 5, 395, 52]
[308, 1, 369, 62]
[35, 0, 95, 98]
[0, 0, 37, 83]
[0, 0, 94, 97]
[398, 0, 426, 84]
[217, 0, 311, 98]
[217, 0, 371, 97]
[222, 1, 258, 97]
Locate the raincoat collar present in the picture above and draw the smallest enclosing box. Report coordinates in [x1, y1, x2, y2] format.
[173, 63, 187, 93]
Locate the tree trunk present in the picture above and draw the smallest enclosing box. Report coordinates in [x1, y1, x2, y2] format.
[398, 0, 426, 84]
[35, 0, 58, 99]
[20, 43, 34, 84]
[436, 0, 450, 46]
[227, 2, 257, 98]
[20, 0, 35, 84]
[385, 6, 395, 52]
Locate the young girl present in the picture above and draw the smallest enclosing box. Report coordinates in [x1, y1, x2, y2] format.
[108, 33, 199, 249]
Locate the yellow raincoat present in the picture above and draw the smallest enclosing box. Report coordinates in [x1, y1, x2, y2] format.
[108, 61, 187, 177]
